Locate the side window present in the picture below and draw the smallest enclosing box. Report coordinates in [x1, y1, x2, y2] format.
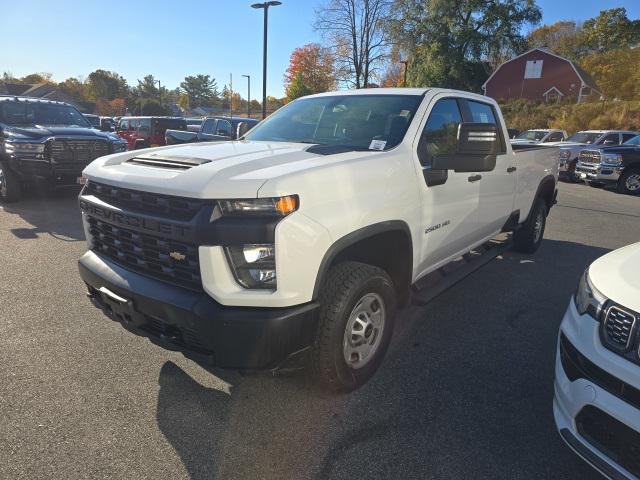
[138, 118, 151, 135]
[216, 119, 232, 136]
[600, 133, 620, 145]
[129, 119, 139, 133]
[418, 98, 462, 166]
[547, 132, 564, 142]
[622, 133, 636, 143]
[466, 100, 505, 153]
[201, 119, 215, 135]
[119, 119, 129, 131]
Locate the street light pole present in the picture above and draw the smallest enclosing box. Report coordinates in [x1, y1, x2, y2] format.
[400, 60, 408, 87]
[251, 1, 282, 119]
[242, 75, 251, 118]
[155, 79, 162, 106]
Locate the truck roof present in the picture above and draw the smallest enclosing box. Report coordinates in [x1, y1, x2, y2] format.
[579, 130, 639, 134]
[304, 87, 497, 104]
[0, 95, 72, 107]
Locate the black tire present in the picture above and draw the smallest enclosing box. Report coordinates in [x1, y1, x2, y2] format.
[617, 168, 640, 195]
[0, 162, 22, 203]
[587, 181, 605, 188]
[310, 261, 396, 393]
[513, 197, 547, 254]
[566, 160, 580, 183]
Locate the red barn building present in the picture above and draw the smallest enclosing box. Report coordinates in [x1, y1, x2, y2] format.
[482, 48, 602, 103]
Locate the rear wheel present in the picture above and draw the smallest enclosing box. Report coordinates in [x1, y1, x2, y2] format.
[310, 261, 396, 393]
[617, 168, 640, 195]
[513, 197, 547, 254]
[0, 162, 22, 202]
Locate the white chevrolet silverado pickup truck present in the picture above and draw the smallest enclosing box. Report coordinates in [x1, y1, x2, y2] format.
[77, 88, 559, 392]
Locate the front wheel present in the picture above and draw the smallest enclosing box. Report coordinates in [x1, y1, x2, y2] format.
[0, 162, 22, 203]
[513, 198, 547, 254]
[310, 261, 396, 393]
[617, 168, 640, 195]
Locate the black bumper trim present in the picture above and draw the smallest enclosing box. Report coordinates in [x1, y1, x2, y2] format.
[559, 428, 632, 480]
[78, 250, 319, 369]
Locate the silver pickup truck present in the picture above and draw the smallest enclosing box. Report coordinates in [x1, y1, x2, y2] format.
[165, 116, 258, 145]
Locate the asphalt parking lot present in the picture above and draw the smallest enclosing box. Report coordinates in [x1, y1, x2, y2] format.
[1, 182, 639, 480]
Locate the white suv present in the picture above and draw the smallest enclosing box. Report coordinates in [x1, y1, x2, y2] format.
[554, 242, 640, 479]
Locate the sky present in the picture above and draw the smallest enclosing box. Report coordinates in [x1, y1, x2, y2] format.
[2, 0, 639, 100]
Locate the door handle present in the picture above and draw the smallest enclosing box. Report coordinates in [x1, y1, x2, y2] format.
[507, 166, 517, 173]
[467, 174, 482, 182]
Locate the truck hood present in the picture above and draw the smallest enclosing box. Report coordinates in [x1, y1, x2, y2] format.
[3, 125, 116, 140]
[82, 140, 368, 198]
[590, 242, 640, 314]
[584, 145, 640, 154]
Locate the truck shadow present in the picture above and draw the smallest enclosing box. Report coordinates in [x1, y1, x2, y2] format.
[1, 188, 85, 241]
[155, 238, 609, 480]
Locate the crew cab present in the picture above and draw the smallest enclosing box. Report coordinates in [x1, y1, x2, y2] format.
[116, 116, 187, 150]
[576, 134, 640, 195]
[511, 129, 567, 145]
[0, 96, 127, 202]
[76, 88, 559, 392]
[165, 116, 258, 145]
[558, 130, 638, 181]
[554, 242, 640, 480]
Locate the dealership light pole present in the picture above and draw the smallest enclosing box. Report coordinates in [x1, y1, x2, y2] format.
[400, 60, 408, 87]
[242, 75, 251, 118]
[155, 79, 162, 106]
[251, 1, 282, 119]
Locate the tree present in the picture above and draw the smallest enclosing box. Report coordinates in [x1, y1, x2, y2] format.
[315, 0, 392, 88]
[180, 74, 219, 108]
[284, 43, 335, 99]
[286, 73, 313, 100]
[527, 21, 582, 60]
[136, 98, 168, 116]
[380, 46, 405, 87]
[21, 72, 52, 84]
[57, 77, 90, 103]
[581, 47, 640, 100]
[389, 0, 542, 92]
[579, 8, 640, 54]
[87, 69, 128, 101]
[136, 74, 160, 99]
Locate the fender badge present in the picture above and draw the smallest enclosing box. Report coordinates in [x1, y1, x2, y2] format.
[169, 251, 186, 261]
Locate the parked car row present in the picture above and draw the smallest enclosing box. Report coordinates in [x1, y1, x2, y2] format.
[164, 116, 259, 145]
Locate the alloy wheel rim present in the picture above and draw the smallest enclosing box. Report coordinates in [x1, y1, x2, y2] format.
[625, 173, 640, 192]
[533, 209, 544, 243]
[343, 293, 386, 369]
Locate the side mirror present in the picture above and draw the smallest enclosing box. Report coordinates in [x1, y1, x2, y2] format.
[431, 123, 499, 172]
[236, 122, 250, 139]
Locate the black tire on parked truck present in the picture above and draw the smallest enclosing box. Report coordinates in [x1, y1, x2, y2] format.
[0, 161, 22, 203]
[310, 261, 396, 393]
[617, 167, 640, 195]
[513, 197, 547, 254]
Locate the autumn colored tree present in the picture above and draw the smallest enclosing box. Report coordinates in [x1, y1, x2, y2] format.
[527, 21, 582, 60]
[284, 43, 335, 100]
[579, 8, 640, 54]
[581, 48, 640, 100]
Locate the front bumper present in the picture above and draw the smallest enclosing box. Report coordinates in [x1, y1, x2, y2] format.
[78, 250, 319, 369]
[7, 156, 85, 186]
[554, 300, 640, 480]
[575, 162, 623, 183]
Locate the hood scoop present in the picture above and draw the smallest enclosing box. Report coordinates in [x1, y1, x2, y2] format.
[126, 154, 212, 170]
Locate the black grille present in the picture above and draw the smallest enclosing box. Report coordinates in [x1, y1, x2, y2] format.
[559, 334, 640, 411]
[87, 216, 201, 290]
[84, 181, 207, 221]
[604, 306, 637, 350]
[51, 139, 110, 164]
[576, 406, 640, 478]
[578, 150, 601, 165]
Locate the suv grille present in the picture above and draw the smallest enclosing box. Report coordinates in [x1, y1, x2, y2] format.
[578, 150, 601, 166]
[51, 139, 110, 164]
[576, 406, 640, 478]
[87, 216, 201, 290]
[84, 181, 206, 221]
[603, 306, 637, 350]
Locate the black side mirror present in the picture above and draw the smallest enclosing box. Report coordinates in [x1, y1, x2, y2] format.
[431, 123, 499, 172]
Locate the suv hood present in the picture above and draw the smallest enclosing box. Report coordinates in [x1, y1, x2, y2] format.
[590, 242, 640, 313]
[82, 140, 368, 199]
[586, 144, 640, 154]
[4, 125, 115, 141]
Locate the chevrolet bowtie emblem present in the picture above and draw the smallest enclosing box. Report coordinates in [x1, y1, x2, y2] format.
[169, 251, 186, 261]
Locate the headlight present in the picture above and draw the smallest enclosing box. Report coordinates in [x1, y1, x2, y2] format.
[5, 141, 45, 154]
[574, 268, 606, 318]
[560, 150, 571, 160]
[602, 153, 622, 165]
[218, 195, 298, 216]
[112, 142, 127, 152]
[225, 244, 276, 289]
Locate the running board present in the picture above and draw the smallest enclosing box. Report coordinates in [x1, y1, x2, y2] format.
[411, 234, 511, 306]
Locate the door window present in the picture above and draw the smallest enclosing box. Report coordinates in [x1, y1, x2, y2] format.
[119, 119, 130, 131]
[599, 133, 620, 145]
[216, 119, 232, 136]
[622, 133, 636, 143]
[138, 118, 151, 136]
[546, 132, 564, 142]
[129, 119, 139, 133]
[418, 98, 462, 167]
[201, 119, 215, 135]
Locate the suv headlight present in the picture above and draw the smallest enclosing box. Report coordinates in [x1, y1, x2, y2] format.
[560, 150, 571, 160]
[575, 268, 606, 318]
[602, 153, 622, 165]
[225, 244, 276, 289]
[5, 141, 45, 155]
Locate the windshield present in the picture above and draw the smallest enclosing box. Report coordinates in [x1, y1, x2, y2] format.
[516, 130, 546, 141]
[566, 132, 601, 144]
[0, 102, 92, 128]
[623, 134, 640, 146]
[85, 115, 100, 127]
[244, 94, 423, 150]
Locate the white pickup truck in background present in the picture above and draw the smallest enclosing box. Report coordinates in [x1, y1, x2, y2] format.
[77, 88, 559, 392]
